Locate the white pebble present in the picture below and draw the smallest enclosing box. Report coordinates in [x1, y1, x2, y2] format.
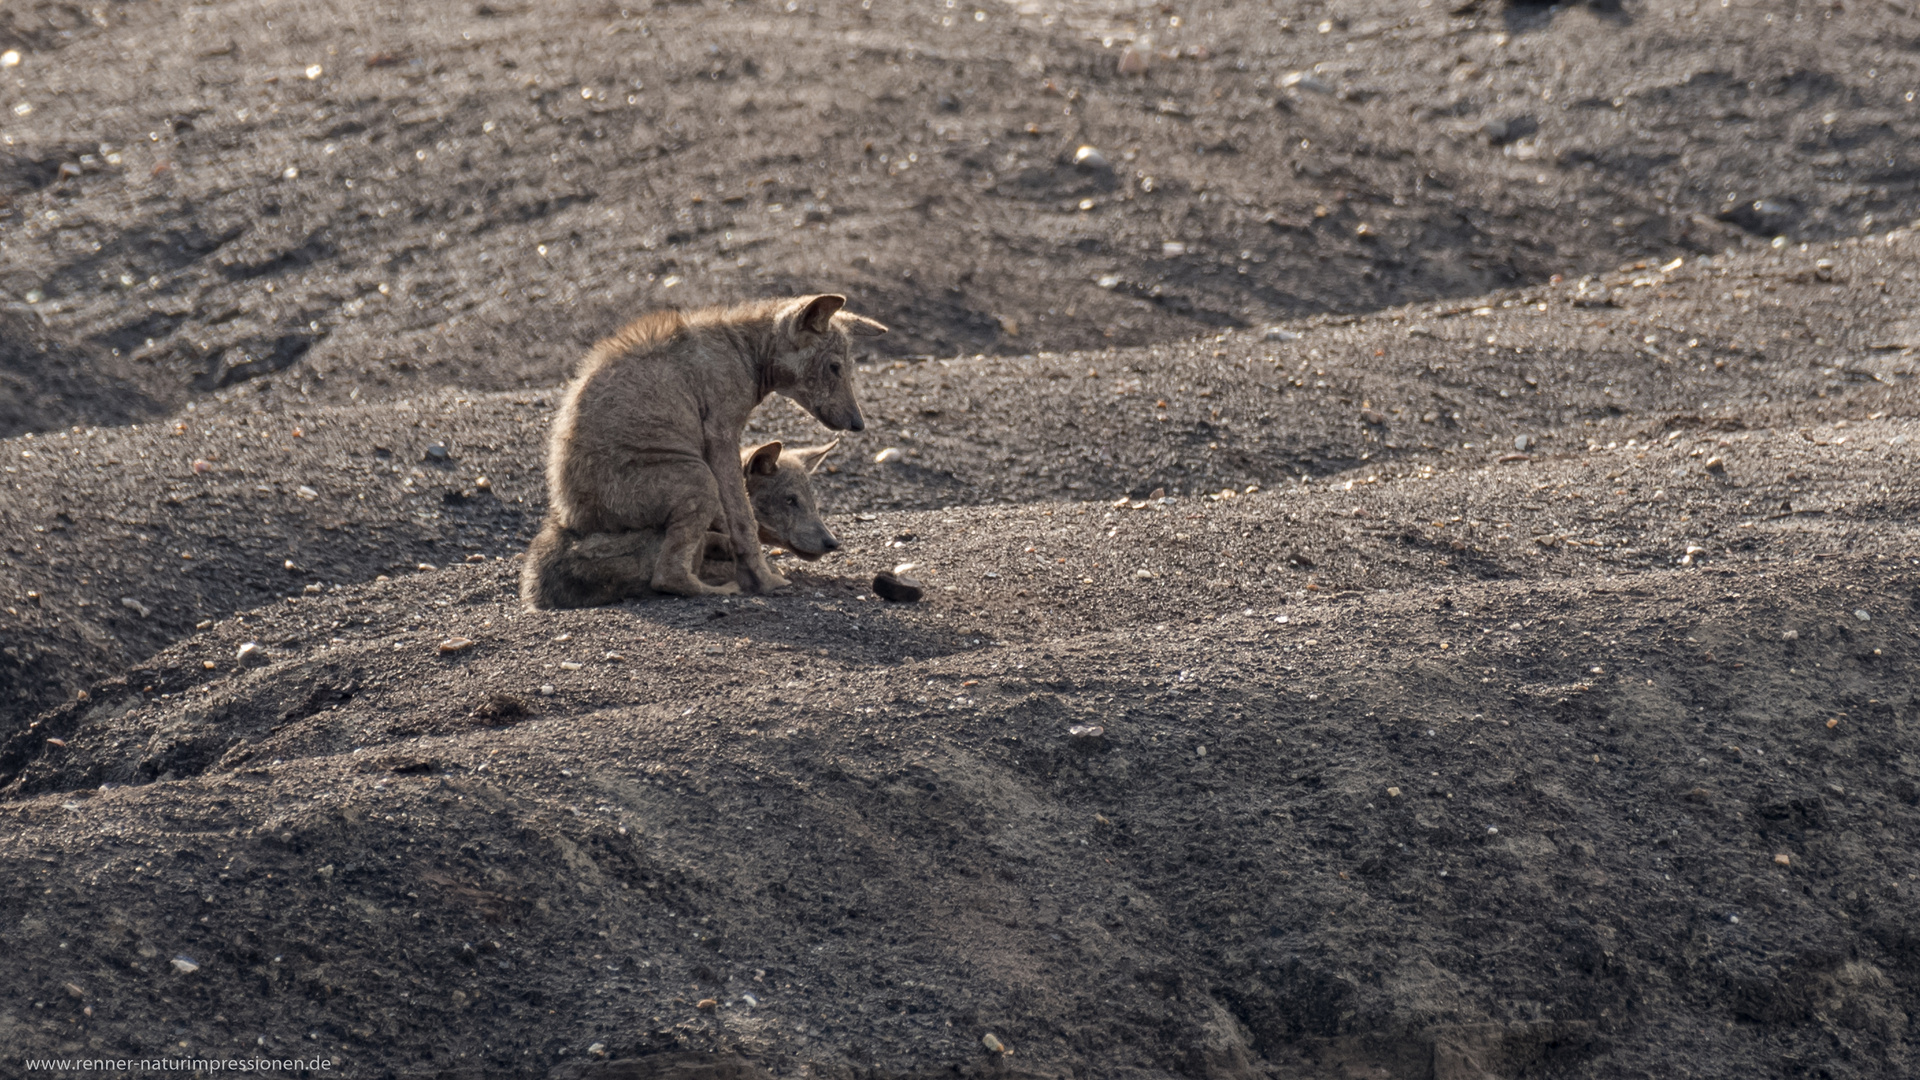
[1072, 145, 1109, 170]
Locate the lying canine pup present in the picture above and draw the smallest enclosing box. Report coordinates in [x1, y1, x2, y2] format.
[521, 441, 840, 610]
[541, 295, 884, 596]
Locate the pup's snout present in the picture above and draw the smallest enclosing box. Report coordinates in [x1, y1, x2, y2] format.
[794, 529, 840, 561]
[845, 412, 865, 433]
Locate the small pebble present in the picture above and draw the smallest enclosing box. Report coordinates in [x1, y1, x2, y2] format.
[171, 956, 200, 974]
[191, 459, 212, 474]
[474, 476, 492, 490]
[1280, 71, 1334, 94]
[1359, 408, 1386, 425]
[120, 597, 151, 618]
[539, 684, 556, 696]
[1386, 787, 1401, 798]
[873, 447, 903, 464]
[1774, 853, 1791, 866]
[236, 642, 268, 668]
[1067, 724, 1105, 739]
[1513, 434, 1534, 452]
[425, 442, 450, 461]
[1704, 456, 1726, 475]
[1117, 46, 1149, 75]
[1263, 327, 1300, 342]
[1853, 609, 1871, 622]
[560, 661, 584, 671]
[438, 637, 474, 655]
[1072, 145, 1109, 171]
[873, 571, 925, 603]
[982, 1033, 1009, 1054]
[296, 485, 319, 500]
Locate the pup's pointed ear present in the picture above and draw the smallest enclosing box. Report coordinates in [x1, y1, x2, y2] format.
[836, 312, 889, 338]
[793, 439, 839, 474]
[742, 441, 784, 476]
[797, 294, 845, 334]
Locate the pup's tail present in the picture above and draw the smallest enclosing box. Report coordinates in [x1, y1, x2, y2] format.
[520, 520, 663, 609]
[519, 520, 577, 610]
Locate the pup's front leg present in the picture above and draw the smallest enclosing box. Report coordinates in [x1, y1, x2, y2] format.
[703, 424, 788, 593]
[648, 466, 741, 597]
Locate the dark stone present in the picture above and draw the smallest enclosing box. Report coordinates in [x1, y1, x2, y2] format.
[872, 572, 925, 603]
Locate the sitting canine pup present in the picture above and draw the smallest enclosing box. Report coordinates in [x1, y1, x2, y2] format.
[537, 294, 884, 596]
[521, 441, 841, 610]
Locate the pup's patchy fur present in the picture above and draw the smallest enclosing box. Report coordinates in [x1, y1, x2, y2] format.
[542, 295, 883, 596]
[521, 441, 840, 610]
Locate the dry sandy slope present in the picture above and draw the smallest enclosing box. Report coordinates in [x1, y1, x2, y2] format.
[0, 539, 1915, 1078]
[3, 0, 1918, 425]
[2, 235, 1914, 726]
[1, 258, 1919, 1074]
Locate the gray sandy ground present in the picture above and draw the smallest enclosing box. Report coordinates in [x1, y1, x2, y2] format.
[2, 1, 1920, 1078]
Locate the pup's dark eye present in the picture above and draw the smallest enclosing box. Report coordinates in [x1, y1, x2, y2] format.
[829, 361, 842, 375]
[787, 497, 799, 507]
